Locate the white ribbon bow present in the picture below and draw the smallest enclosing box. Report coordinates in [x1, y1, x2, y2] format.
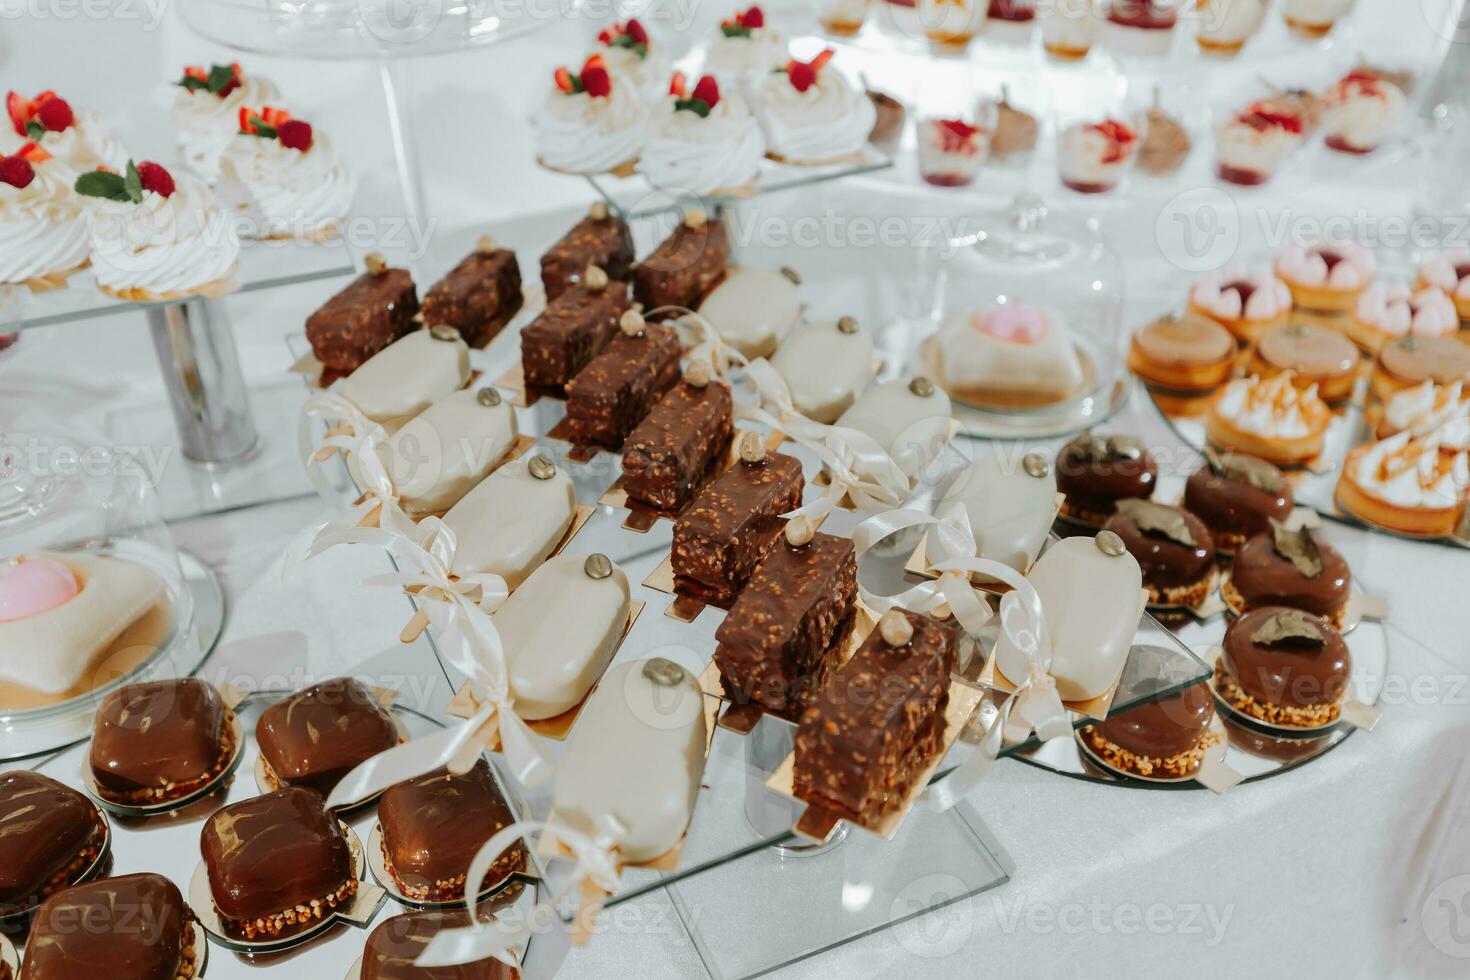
[654, 306, 748, 378]
[317, 516, 553, 794]
[416, 815, 627, 975]
[299, 394, 418, 557]
[850, 502, 1072, 809]
[737, 358, 911, 522]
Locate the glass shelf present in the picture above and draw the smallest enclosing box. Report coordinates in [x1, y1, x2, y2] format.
[2, 237, 356, 332]
[586, 149, 895, 222]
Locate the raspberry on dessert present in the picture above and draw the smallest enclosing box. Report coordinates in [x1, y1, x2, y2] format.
[788, 61, 816, 92]
[278, 119, 313, 151]
[136, 161, 176, 198]
[741, 5, 765, 27]
[0, 154, 35, 188]
[36, 96, 73, 132]
[625, 18, 649, 43]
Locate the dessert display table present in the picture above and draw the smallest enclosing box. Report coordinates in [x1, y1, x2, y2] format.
[5, 3, 1470, 979]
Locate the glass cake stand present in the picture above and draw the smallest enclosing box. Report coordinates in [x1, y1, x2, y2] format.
[3, 237, 356, 522]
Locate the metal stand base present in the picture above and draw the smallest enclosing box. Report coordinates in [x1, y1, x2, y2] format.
[145, 297, 258, 465]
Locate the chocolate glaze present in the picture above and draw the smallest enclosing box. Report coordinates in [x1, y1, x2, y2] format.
[89, 678, 227, 798]
[1102, 504, 1214, 589]
[200, 787, 352, 924]
[377, 761, 522, 897]
[0, 771, 101, 910]
[1055, 435, 1158, 514]
[1093, 680, 1213, 759]
[1183, 461, 1293, 545]
[255, 677, 398, 796]
[306, 268, 419, 373]
[362, 909, 517, 979]
[21, 873, 186, 980]
[1231, 530, 1350, 618]
[1223, 607, 1350, 708]
[714, 532, 858, 713]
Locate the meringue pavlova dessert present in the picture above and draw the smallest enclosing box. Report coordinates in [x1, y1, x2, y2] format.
[171, 62, 281, 183]
[594, 19, 669, 102]
[535, 54, 648, 175]
[4, 89, 126, 173]
[0, 142, 91, 288]
[704, 6, 788, 86]
[751, 48, 874, 166]
[219, 106, 355, 241]
[640, 73, 765, 196]
[75, 160, 239, 301]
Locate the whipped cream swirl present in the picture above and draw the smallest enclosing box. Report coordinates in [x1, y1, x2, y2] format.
[0, 160, 90, 284]
[171, 73, 282, 183]
[704, 28, 788, 81]
[599, 43, 671, 103]
[752, 69, 875, 164]
[534, 82, 648, 174]
[88, 174, 240, 297]
[639, 96, 765, 194]
[218, 130, 356, 239]
[1190, 266, 1291, 320]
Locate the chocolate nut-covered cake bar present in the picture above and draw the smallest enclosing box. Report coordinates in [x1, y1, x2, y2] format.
[671, 438, 803, 603]
[714, 525, 858, 715]
[621, 366, 733, 510]
[632, 210, 730, 311]
[201, 787, 356, 940]
[793, 609, 956, 822]
[564, 315, 682, 450]
[306, 255, 419, 372]
[376, 761, 525, 904]
[541, 202, 634, 301]
[421, 236, 524, 348]
[520, 268, 631, 391]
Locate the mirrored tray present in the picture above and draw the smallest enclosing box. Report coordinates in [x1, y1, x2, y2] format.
[1006, 601, 1390, 787]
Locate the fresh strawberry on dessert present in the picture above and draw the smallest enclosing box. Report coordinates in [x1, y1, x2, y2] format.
[4, 89, 125, 173]
[918, 118, 988, 187]
[537, 53, 649, 174]
[219, 106, 355, 241]
[1058, 118, 1138, 193]
[176, 63, 244, 98]
[752, 47, 875, 165]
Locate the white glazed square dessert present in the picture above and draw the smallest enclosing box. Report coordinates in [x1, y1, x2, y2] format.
[936, 303, 1085, 404]
[834, 377, 953, 479]
[695, 267, 801, 360]
[0, 552, 164, 697]
[930, 451, 1057, 574]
